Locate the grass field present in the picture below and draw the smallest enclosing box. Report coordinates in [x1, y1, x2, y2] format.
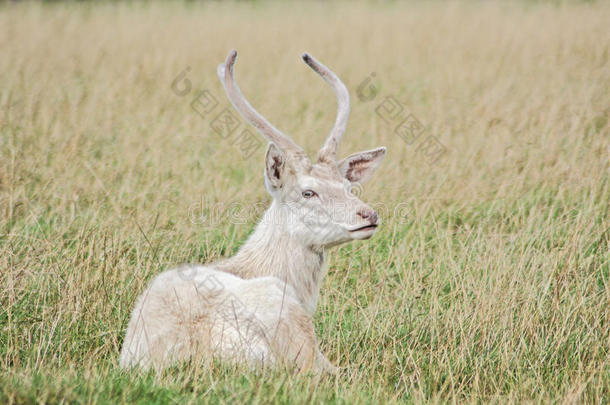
[1, 0, 609, 403]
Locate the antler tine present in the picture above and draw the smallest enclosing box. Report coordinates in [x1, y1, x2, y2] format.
[218, 50, 305, 157]
[302, 53, 350, 163]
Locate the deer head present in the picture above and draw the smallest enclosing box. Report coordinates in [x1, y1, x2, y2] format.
[217, 50, 386, 248]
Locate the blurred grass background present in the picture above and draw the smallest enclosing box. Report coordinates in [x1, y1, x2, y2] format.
[1, 0, 609, 403]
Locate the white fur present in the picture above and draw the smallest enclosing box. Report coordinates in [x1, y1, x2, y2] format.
[120, 265, 316, 370]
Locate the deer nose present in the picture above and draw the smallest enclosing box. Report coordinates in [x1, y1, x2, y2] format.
[357, 208, 378, 224]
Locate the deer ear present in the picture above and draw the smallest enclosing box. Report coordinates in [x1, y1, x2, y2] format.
[337, 147, 386, 184]
[264, 143, 287, 192]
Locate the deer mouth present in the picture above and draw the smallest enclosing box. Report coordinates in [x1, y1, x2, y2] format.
[349, 224, 378, 233]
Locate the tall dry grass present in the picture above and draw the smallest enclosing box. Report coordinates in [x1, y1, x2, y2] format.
[1, 1, 609, 403]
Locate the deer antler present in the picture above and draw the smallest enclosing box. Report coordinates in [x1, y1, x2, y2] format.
[302, 53, 350, 164]
[218, 50, 306, 159]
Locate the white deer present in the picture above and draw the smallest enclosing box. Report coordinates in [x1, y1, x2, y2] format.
[120, 50, 386, 373]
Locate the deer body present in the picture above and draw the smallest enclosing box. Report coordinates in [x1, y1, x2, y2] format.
[120, 51, 386, 372]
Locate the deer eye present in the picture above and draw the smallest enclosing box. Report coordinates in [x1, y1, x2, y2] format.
[302, 190, 317, 199]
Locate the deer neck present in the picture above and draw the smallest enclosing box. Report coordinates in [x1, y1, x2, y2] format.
[214, 200, 326, 315]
